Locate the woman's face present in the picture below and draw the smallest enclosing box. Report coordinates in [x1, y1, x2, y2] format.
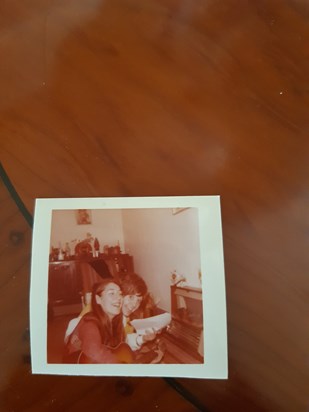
[96, 283, 123, 319]
[122, 294, 143, 317]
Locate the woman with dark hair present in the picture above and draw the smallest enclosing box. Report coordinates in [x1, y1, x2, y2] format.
[64, 279, 128, 363]
[121, 273, 148, 324]
[120, 274, 166, 364]
[120, 274, 158, 350]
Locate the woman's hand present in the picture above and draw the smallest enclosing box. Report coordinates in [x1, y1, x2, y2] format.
[142, 328, 157, 343]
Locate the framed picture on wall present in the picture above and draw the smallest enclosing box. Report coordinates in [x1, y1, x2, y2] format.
[172, 207, 189, 215]
[76, 209, 92, 225]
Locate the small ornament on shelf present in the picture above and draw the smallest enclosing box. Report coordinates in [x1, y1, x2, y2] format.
[170, 270, 186, 287]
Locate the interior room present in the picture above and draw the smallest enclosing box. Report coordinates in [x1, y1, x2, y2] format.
[47, 207, 204, 364]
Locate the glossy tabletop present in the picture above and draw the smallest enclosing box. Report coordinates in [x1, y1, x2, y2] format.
[0, 0, 308, 411]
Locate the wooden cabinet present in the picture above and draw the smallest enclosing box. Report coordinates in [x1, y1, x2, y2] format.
[48, 254, 134, 316]
[48, 261, 83, 316]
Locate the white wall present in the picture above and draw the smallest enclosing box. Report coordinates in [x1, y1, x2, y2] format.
[50, 208, 202, 312]
[121, 208, 201, 312]
[50, 209, 125, 252]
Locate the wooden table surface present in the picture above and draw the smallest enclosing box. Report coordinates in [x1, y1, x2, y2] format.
[1, 1, 308, 411]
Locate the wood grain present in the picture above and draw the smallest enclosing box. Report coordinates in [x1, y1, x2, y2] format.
[0, 0, 309, 410]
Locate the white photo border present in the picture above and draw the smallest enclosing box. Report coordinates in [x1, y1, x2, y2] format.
[30, 195, 228, 378]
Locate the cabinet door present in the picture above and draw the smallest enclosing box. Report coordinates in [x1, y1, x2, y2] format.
[48, 262, 83, 306]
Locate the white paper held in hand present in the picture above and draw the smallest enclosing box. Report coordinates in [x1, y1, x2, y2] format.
[130, 313, 172, 335]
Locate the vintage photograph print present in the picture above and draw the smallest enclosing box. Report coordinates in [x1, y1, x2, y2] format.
[30, 196, 227, 378]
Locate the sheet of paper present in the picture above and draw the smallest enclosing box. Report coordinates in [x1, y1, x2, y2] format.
[131, 313, 172, 334]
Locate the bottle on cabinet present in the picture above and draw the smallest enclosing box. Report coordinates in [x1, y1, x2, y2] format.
[94, 238, 100, 258]
[58, 243, 64, 261]
[114, 240, 121, 254]
[65, 242, 71, 259]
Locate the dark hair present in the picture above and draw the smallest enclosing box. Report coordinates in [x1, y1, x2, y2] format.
[88, 280, 124, 347]
[120, 273, 148, 297]
[120, 274, 157, 320]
